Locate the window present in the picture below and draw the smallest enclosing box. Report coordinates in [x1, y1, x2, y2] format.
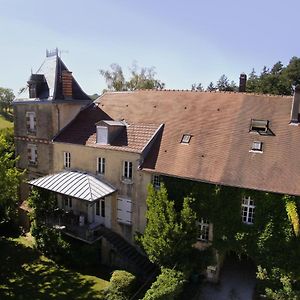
[64, 196, 72, 209]
[64, 152, 71, 168]
[27, 144, 37, 165]
[96, 126, 108, 144]
[250, 119, 269, 134]
[250, 141, 263, 152]
[181, 134, 192, 144]
[26, 112, 36, 134]
[97, 157, 105, 174]
[123, 161, 132, 180]
[242, 196, 255, 224]
[197, 218, 209, 242]
[96, 198, 105, 217]
[152, 174, 161, 189]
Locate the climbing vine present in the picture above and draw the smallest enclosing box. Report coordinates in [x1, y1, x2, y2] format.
[162, 176, 300, 296]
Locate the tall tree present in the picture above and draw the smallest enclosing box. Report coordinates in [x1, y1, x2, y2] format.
[216, 74, 237, 92]
[0, 88, 14, 112]
[140, 184, 197, 268]
[0, 131, 23, 222]
[100, 62, 165, 93]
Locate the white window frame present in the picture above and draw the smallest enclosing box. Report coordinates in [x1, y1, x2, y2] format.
[152, 174, 161, 189]
[123, 161, 133, 180]
[197, 218, 210, 242]
[242, 196, 255, 224]
[250, 141, 263, 153]
[26, 112, 36, 134]
[27, 144, 37, 165]
[97, 157, 105, 174]
[181, 134, 192, 144]
[64, 152, 71, 168]
[95, 198, 105, 217]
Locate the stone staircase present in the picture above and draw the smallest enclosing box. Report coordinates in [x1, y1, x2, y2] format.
[96, 226, 158, 281]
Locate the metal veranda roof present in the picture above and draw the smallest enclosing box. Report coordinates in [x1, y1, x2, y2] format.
[28, 171, 116, 201]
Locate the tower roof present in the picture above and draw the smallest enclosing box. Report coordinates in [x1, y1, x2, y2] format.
[14, 52, 91, 103]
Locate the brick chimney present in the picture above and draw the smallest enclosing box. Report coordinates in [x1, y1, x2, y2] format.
[239, 73, 247, 92]
[290, 85, 300, 125]
[62, 70, 73, 99]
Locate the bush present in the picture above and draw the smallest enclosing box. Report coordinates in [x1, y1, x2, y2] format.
[101, 270, 136, 300]
[143, 268, 186, 300]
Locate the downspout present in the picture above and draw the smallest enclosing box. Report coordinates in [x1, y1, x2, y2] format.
[55, 104, 60, 132]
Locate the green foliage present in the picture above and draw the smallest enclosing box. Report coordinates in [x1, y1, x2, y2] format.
[191, 82, 204, 91]
[216, 74, 237, 91]
[246, 57, 300, 95]
[143, 268, 186, 300]
[100, 62, 165, 92]
[0, 130, 23, 223]
[140, 184, 197, 268]
[28, 189, 71, 261]
[162, 176, 300, 296]
[257, 266, 300, 300]
[0, 87, 14, 112]
[103, 270, 136, 300]
[284, 196, 299, 237]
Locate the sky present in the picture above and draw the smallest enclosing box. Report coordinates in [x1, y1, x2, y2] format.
[0, 0, 299, 96]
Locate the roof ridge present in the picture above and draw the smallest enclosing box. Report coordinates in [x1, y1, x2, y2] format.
[102, 89, 292, 98]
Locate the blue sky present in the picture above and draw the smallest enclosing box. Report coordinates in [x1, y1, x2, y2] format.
[0, 0, 299, 95]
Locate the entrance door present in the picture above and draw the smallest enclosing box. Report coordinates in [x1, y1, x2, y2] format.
[94, 198, 105, 224]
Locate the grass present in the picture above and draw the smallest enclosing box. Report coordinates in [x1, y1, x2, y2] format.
[0, 234, 109, 299]
[0, 113, 13, 130]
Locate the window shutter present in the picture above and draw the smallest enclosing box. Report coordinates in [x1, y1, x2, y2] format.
[97, 126, 108, 144]
[117, 198, 132, 225]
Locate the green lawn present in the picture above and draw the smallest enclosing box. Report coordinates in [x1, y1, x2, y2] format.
[0, 113, 13, 130]
[0, 234, 109, 299]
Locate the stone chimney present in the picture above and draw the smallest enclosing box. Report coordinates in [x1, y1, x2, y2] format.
[239, 73, 247, 92]
[62, 70, 73, 99]
[290, 85, 300, 124]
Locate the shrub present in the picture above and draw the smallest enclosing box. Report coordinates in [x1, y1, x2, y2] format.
[104, 270, 136, 300]
[143, 268, 186, 300]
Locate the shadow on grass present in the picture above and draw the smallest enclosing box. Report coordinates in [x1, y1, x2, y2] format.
[0, 238, 105, 299]
[0, 111, 13, 122]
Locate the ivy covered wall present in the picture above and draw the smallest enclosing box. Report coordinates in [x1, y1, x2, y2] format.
[162, 176, 300, 277]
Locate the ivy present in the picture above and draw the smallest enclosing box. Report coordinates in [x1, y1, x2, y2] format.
[162, 176, 300, 295]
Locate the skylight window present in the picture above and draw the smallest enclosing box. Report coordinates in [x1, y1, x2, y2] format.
[250, 141, 263, 152]
[250, 119, 269, 133]
[249, 119, 276, 137]
[181, 134, 192, 144]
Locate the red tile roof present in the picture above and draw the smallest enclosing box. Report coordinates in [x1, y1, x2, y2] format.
[54, 104, 161, 153]
[56, 90, 300, 196]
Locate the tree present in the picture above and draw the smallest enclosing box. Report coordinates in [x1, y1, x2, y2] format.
[216, 74, 237, 92]
[0, 131, 23, 222]
[140, 184, 197, 268]
[191, 83, 204, 91]
[100, 62, 165, 93]
[206, 82, 216, 92]
[0, 88, 14, 112]
[246, 57, 300, 96]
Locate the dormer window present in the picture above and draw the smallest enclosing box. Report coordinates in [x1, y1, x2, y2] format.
[97, 126, 108, 144]
[95, 120, 126, 145]
[181, 134, 192, 144]
[250, 119, 269, 134]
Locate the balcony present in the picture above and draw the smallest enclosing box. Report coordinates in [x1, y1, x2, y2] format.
[44, 209, 104, 244]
